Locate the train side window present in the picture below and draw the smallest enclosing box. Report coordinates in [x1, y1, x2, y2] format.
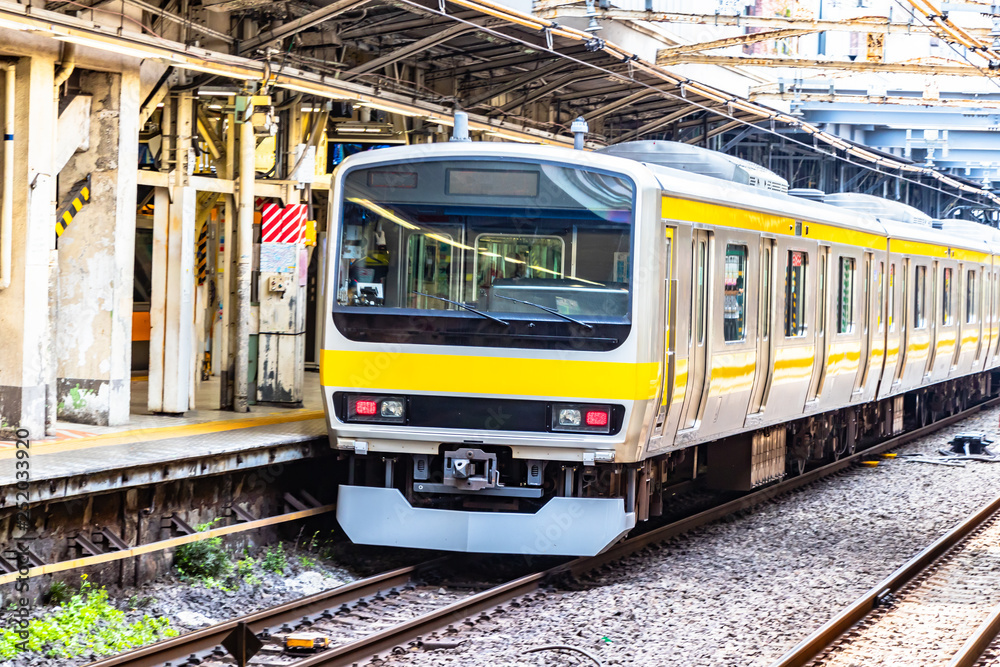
[876, 261, 885, 332]
[817, 253, 826, 335]
[762, 248, 771, 339]
[837, 256, 856, 334]
[967, 269, 977, 324]
[785, 250, 807, 337]
[695, 240, 707, 345]
[942, 267, 954, 326]
[914, 265, 927, 329]
[888, 263, 895, 332]
[724, 244, 748, 342]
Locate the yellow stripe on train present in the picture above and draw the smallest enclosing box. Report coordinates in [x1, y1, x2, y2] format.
[320, 349, 661, 401]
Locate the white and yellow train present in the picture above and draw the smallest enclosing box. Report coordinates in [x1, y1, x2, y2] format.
[320, 139, 1000, 556]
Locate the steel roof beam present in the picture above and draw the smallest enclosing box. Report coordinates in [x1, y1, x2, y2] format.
[655, 53, 1000, 76]
[463, 58, 575, 107]
[613, 106, 716, 143]
[537, 5, 989, 38]
[498, 69, 613, 113]
[238, 0, 371, 53]
[344, 19, 487, 79]
[339, 10, 481, 38]
[658, 27, 818, 57]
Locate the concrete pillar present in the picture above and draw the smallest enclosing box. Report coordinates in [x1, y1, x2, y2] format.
[234, 115, 255, 413]
[0, 56, 56, 438]
[148, 93, 195, 414]
[55, 69, 140, 426]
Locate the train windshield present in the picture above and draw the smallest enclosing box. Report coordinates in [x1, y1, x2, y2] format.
[333, 158, 634, 350]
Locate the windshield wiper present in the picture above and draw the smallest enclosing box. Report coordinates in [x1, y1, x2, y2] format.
[411, 291, 509, 326]
[493, 294, 594, 329]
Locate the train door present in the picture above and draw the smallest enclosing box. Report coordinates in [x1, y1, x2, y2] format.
[854, 252, 874, 396]
[648, 225, 679, 453]
[925, 260, 939, 379]
[805, 245, 830, 407]
[747, 237, 776, 417]
[894, 258, 911, 388]
[678, 229, 711, 431]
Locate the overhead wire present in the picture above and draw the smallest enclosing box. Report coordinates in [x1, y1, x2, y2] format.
[391, 0, 1000, 209]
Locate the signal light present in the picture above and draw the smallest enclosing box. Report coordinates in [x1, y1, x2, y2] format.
[346, 394, 407, 424]
[551, 403, 613, 433]
[585, 410, 609, 427]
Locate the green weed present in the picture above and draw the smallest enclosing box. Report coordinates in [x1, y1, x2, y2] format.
[0, 576, 177, 659]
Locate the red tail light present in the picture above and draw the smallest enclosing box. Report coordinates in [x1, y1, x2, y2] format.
[355, 399, 378, 416]
[585, 410, 609, 427]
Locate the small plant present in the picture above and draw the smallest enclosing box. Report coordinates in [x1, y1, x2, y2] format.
[262, 543, 287, 574]
[47, 580, 73, 605]
[236, 557, 262, 587]
[0, 575, 177, 659]
[173, 518, 231, 580]
[298, 555, 316, 569]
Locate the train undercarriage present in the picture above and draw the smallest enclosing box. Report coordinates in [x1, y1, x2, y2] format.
[338, 371, 999, 541]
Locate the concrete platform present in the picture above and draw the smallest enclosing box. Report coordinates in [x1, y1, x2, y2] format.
[0, 373, 332, 507]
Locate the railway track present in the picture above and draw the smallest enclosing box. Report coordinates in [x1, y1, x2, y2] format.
[771, 475, 1000, 666]
[87, 396, 1000, 667]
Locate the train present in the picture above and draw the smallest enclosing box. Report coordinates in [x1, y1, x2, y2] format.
[320, 138, 1000, 556]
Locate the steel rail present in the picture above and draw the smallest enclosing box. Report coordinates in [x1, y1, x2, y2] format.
[90, 396, 1000, 667]
[83, 559, 450, 667]
[947, 602, 1000, 667]
[770, 470, 1000, 665]
[286, 396, 1000, 666]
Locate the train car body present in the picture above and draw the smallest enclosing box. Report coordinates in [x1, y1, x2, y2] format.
[320, 140, 1000, 556]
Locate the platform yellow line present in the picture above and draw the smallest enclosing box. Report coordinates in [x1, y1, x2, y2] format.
[0, 410, 325, 460]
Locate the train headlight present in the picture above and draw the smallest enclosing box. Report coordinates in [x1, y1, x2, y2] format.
[551, 403, 612, 434]
[557, 408, 582, 426]
[380, 399, 404, 418]
[346, 395, 406, 424]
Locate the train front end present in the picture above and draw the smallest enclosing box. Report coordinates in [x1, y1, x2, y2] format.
[321, 143, 660, 556]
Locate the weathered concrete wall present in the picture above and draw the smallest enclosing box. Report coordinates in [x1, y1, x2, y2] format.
[0, 56, 56, 439]
[0, 458, 338, 602]
[56, 68, 140, 425]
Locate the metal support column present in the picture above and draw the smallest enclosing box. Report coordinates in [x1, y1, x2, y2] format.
[234, 109, 255, 412]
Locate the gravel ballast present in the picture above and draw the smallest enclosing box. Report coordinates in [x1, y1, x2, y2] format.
[388, 405, 1000, 667]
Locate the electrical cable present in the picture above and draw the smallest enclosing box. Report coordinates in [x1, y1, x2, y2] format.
[392, 0, 1000, 209]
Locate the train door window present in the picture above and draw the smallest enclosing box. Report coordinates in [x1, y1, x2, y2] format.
[914, 265, 927, 329]
[837, 256, 856, 334]
[967, 269, 977, 324]
[407, 233, 458, 308]
[942, 267, 954, 326]
[876, 261, 885, 332]
[762, 248, 771, 339]
[724, 244, 747, 342]
[695, 240, 707, 345]
[817, 253, 826, 335]
[785, 250, 807, 337]
[888, 263, 895, 332]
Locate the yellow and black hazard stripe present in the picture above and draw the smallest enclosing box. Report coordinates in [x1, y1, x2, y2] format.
[56, 177, 91, 239]
[196, 222, 208, 285]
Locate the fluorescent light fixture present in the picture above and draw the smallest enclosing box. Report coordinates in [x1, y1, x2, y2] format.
[175, 61, 258, 80]
[53, 33, 165, 61]
[347, 198, 420, 230]
[484, 130, 539, 144]
[0, 16, 31, 31]
[357, 101, 422, 117]
[530, 265, 563, 277]
[425, 233, 473, 251]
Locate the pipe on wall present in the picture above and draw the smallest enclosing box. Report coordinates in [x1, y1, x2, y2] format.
[1, 63, 14, 290]
[53, 43, 75, 91]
